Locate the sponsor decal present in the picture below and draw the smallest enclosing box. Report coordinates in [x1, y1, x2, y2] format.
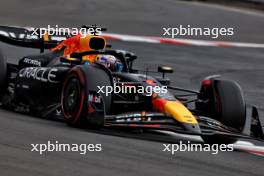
[19, 67, 59, 83]
[23, 57, 42, 66]
[0, 30, 37, 39]
[88, 94, 101, 103]
[0, 29, 66, 41]
[115, 113, 152, 122]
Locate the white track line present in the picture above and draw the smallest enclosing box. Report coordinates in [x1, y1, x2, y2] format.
[102, 33, 264, 48]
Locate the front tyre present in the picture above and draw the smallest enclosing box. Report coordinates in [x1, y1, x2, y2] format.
[197, 78, 246, 144]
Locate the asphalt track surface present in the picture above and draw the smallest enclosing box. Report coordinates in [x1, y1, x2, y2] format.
[0, 0, 264, 176]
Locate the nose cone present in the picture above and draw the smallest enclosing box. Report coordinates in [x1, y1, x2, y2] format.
[164, 101, 197, 124]
[152, 97, 201, 134]
[164, 101, 201, 134]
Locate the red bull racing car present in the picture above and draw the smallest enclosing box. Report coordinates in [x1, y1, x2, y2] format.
[0, 26, 263, 144]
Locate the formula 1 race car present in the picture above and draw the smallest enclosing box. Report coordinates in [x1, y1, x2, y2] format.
[0, 26, 263, 144]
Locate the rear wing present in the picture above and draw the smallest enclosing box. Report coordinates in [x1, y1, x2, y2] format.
[0, 25, 110, 53]
[0, 25, 68, 52]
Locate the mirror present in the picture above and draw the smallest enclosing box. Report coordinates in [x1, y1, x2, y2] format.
[158, 66, 173, 73]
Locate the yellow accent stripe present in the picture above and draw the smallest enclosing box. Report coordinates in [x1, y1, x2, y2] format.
[164, 101, 198, 124]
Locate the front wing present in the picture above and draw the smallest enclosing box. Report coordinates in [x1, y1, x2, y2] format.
[104, 106, 264, 142]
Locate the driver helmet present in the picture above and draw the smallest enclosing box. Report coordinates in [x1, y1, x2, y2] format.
[96, 55, 123, 72]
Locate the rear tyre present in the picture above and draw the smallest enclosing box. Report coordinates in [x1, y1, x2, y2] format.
[197, 78, 246, 144]
[62, 73, 84, 126]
